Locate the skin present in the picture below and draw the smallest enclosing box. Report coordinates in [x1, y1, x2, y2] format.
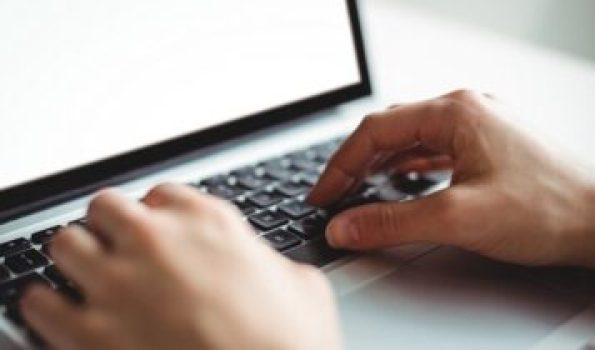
[309, 89, 595, 268]
[20, 185, 341, 350]
[20, 89, 595, 349]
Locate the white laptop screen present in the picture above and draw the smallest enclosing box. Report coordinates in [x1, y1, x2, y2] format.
[0, 0, 360, 191]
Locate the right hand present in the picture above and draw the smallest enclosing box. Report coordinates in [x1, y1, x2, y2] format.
[308, 90, 595, 268]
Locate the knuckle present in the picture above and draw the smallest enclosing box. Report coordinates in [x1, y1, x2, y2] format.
[445, 88, 479, 102]
[360, 113, 382, 131]
[146, 182, 176, 200]
[51, 227, 78, 253]
[186, 190, 221, 212]
[88, 189, 117, 216]
[146, 182, 201, 210]
[440, 89, 487, 120]
[81, 315, 112, 345]
[93, 264, 130, 299]
[377, 204, 400, 239]
[434, 96, 465, 118]
[198, 196, 244, 226]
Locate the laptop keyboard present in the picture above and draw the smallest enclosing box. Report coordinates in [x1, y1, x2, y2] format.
[0, 136, 438, 347]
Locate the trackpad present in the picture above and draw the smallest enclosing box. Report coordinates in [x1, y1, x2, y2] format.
[336, 247, 587, 350]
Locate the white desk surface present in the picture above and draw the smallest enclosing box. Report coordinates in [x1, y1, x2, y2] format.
[361, 0, 595, 168]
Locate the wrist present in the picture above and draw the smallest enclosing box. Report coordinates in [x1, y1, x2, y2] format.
[587, 182, 595, 238]
[568, 181, 595, 268]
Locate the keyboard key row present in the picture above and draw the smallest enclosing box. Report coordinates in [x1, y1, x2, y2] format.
[30, 226, 61, 245]
[5, 250, 49, 275]
[248, 211, 289, 231]
[277, 201, 316, 219]
[236, 174, 272, 190]
[263, 229, 300, 251]
[0, 238, 31, 257]
[247, 191, 284, 208]
[0, 137, 351, 348]
[206, 183, 244, 199]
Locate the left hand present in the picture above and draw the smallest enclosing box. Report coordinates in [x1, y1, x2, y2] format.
[21, 184, 341, 350]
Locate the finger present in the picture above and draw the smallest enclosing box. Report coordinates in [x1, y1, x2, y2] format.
[50, 226, 105, 292]
[371, 146, 442, 173]
[325, 188, 475, 250]
[21, 285, 88, 350]
[145, 182, 249, 224]
[308, 98, 463, 207]
[87, 189, 152, 249]
[142, 182, 215, 212]
[394, 155, 453, 173]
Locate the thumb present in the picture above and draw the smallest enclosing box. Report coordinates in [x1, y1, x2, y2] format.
[325, 189, 474, 250]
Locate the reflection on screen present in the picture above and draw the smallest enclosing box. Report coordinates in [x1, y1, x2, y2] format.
[0, 0, 360, 190]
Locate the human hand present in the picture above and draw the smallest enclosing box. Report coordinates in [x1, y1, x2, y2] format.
[308, 90, 595, 268]
[21, 184, 341, 350]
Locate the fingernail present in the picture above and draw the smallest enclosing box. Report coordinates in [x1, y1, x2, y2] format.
[326, 218, 356, 248]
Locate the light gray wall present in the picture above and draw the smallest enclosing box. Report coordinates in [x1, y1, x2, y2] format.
[393, 0, 595, 63]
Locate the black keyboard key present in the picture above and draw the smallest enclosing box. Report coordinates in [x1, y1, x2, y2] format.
[291, 158, 321, 172]
[0, 238, 32, 257]
[5, 250, 49, 274]
[275, 181, 310, 197]
[327, 192, 383, 216]
[31, 226, 61, 245]
[288, 150, 321, 165]
[278, 201, 316, 219]
[263, 229, 300, 251]
[200, 174, 229, 187]
[232, 199, 257, 216]
[288, 215, 326, 240]
[299, 171, 320, 186]
[43, 265, 69, 287]
[287, 149, 317, 161]
[390, 173, 438, 195]
[264, 167, 296, 181]
[247, 191, 284, 208]
[207, 183, 244, 200]
[283, 238, 350, 267]
[236, 174, 271, 191]
[248, 211, 289, 231]
[261, 157, 291, 170]
[0, 266, 10, 281]
[231, 165, 260, 177]
[310, 144, 339, 161]
[0, 273, 48, 304]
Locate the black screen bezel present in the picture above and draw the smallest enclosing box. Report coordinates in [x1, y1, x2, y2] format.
[0, 0, 371, 223]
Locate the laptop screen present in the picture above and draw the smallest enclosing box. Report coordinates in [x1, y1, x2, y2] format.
[0, 0, 361, 192]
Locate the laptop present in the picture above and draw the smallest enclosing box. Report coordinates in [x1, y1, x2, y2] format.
[1, 0, 595, 349]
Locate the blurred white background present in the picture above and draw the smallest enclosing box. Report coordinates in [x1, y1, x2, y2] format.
[390, 0, 595, 63]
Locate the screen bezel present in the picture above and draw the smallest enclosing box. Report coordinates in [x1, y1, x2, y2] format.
[0, 0, 371, 223]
